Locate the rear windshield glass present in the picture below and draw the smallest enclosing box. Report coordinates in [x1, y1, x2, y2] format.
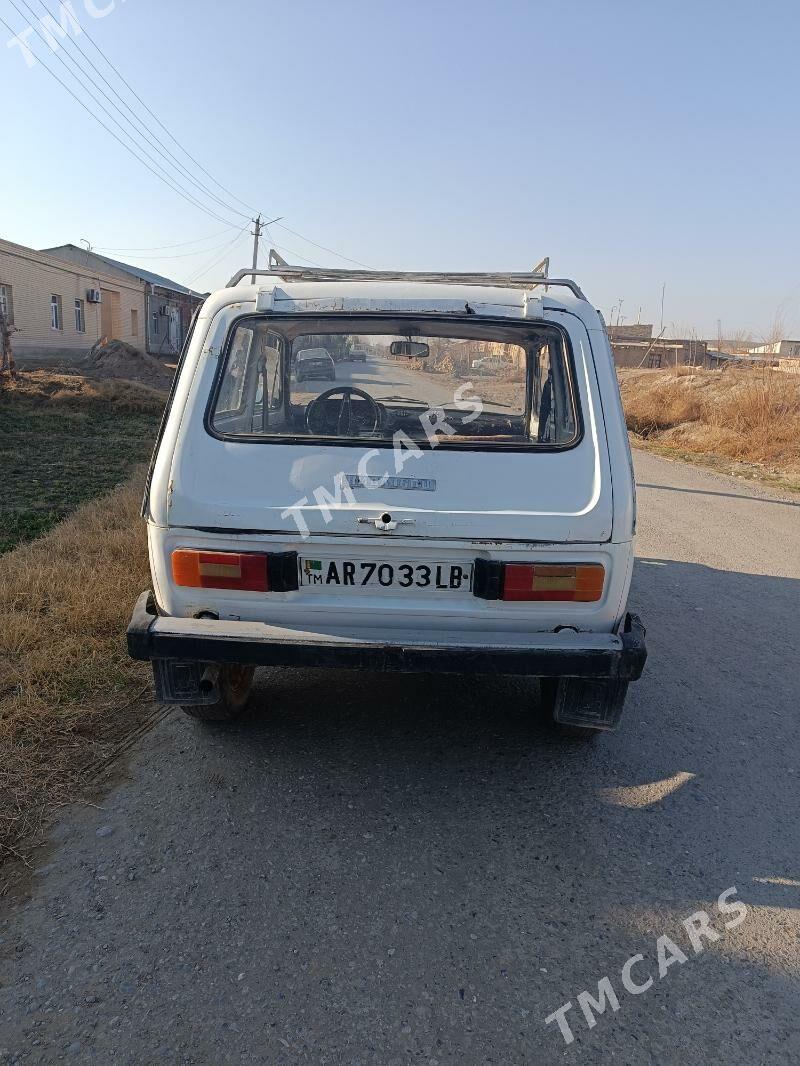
[209, 317, 579, 449]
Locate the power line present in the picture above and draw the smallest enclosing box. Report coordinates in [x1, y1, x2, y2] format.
[92, 240, 246, 261]
[29, 0, 252, 223]
[49, 0, 261, 219]
[7, 0, 243, 226]
[3, 8, 369, 272]
[0, 12, 241, 228]
[94, 229, 238, 252]
[185, 225, 251, 288]
[272, 221, 370, 268]
[260, 235, 323, 269]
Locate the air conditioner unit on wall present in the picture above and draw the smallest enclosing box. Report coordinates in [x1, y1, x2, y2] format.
[87, 288, 102, 303]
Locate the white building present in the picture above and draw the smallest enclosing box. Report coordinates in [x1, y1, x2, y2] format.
[747, 339, 800, 359]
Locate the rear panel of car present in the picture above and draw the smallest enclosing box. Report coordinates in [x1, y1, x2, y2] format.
[147, 291, 632, 639]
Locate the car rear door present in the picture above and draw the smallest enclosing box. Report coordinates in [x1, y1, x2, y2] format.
[166, 311, 613, 545]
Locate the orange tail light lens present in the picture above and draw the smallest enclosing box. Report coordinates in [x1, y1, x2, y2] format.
[502, 563, 605, 602]
[171, 549, 269, 592]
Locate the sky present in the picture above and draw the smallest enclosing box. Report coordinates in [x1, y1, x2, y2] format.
[1, 0, 799, 338]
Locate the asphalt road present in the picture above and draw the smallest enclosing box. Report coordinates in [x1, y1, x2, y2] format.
[2, 450, 799, 1064]
[307, 355, 477, 407]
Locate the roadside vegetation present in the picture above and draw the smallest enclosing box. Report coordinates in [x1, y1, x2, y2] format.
[618, 366, 800, 490]
[0, 475, 156, 867]
[0, 370, 165, 866]
[0, 371, 164, 552]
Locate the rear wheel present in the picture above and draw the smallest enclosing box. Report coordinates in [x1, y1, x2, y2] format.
[181, 664, 255, 723]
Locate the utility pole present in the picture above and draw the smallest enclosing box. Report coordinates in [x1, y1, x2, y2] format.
[659, 283, 666, 334]
[251, 214, 262, 284]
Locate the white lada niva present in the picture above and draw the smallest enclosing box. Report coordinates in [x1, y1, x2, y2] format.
[128, 256, 646, 738]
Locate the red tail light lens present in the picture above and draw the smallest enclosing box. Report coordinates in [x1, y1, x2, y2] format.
[502, 563, 605, 602]
[171, 549, 269, 592]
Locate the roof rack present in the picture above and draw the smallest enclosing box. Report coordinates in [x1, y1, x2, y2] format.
[226, 251, 586, 300]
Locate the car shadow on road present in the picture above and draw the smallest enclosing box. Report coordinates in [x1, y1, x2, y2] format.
[637, 481, 800, 507]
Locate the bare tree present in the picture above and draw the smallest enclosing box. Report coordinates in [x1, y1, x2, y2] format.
[0, 308, 16, 379]
[722, 328, 757, 354]
[760, 307, 788, 349]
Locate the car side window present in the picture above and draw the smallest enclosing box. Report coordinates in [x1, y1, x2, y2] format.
[217, 328, 253, 414]
[254, 333, 284, 410]
[531, 338, 576, 444]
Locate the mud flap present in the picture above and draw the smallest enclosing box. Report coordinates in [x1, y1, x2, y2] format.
[552, 677, 629, 732]
[151, 659, 219, 705]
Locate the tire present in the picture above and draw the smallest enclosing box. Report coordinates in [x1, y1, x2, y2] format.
[539, 678, 598, 741]
[182, 664, 255, 722]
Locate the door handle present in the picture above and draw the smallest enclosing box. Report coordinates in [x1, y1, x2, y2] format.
[358, 514, 416, 532]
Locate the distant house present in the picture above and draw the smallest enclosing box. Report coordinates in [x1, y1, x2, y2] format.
[1, 236, 206, 363]
[606, 323, 709, 369]
[0, 236, 144, 361]
[43, 245, 204, 357]
[745, 339, 800, 359]
[607, 323, 654, 344]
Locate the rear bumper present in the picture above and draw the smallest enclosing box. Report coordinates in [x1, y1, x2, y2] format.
[127, 591, 647, 680]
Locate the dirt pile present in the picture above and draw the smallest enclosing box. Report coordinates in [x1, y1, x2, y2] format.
[2, 368, 167, 410]
[86, 339, 173, 389]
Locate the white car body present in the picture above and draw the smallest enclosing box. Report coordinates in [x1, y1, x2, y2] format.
[130, 263, 645, 732]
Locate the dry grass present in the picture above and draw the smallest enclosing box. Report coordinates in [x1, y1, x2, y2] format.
[618, 367, 800, 482]
[0, 476, 152, 863]
[1, 371, 164, 554]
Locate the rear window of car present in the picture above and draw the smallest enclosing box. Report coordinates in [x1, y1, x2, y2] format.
[208, 316, 580, 450]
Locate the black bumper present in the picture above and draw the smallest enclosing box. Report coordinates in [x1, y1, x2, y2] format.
[127, 592, 647, 681]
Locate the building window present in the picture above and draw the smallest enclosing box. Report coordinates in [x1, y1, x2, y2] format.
[0, 283, 12, 323]
[131, 308, 139, 337]
[51, 294, 63, 330]
[152, 311, 160, 336]
[74, 298, 86, 333]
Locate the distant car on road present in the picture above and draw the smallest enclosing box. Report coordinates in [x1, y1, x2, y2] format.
[295, 348, 336, 382]
[349, 348, 368, 363]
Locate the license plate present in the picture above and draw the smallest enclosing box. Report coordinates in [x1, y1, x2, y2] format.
[300, 558, 473, 592]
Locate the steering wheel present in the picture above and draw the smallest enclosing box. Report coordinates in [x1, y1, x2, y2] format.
[306, 386, 381, 436]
